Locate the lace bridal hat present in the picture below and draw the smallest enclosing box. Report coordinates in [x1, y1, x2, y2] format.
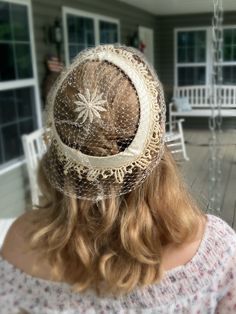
[43, 45, 166, 200]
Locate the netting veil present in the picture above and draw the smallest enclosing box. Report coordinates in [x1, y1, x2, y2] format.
[43, 45, 166, 200]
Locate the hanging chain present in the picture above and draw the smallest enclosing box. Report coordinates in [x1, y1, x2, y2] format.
[208, 0, 223, 213]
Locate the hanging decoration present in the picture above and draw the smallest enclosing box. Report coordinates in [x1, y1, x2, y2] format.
[208, 0, 224, 213]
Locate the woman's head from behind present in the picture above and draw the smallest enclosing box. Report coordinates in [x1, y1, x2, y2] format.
[31, 45, 200, 295]
[44, 45, 166, 200]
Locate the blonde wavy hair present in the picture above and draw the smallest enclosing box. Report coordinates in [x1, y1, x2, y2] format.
[28, 148, 202, 295]
[27, 57, 203, 295]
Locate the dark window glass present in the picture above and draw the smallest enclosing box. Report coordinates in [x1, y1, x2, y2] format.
[223, 29, 236, 62]
[67, 15, 94, 44]
[0, 43, 15, 81]
[15, 43, 33, 79]
[224, 46, 232, 61]
[233, 48, 236, 61]
[186, 47, 194, 63]
[11, 3, 29, 41]
[2, 123, 20, 162]
[67, 15, 77, 43]
[177, 31, 206, 63]
[99, 21, 118, 44]
[76, 17, 85, 43]
[67, 15, 95, 62]
[0, 87, 36, 164]
[178, 67, 206, 86]
[178, 32, 194, 47]
[195, 31, 205, 46]
[19, 118, 34, 136]
[0, 90, 16, 124]
[76, 17, 94, 44]
[16, 88, 34, 119]
[224, 29, 233, 45]
[196, 47, 206, 62]
[233, 29, 236, 45]
[178, 47, 186, 63]
[87, 30, 94, 45]
[0, 2, 32, 82]
[223, 66, 236, 85]
[0, 2, 12, 40]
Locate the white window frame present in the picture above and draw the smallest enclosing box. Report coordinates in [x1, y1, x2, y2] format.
[62, 7, 120, 66]
[174, 27, 210, 87]
[175, 25, 236, 87]
[0, 0, 41, 175]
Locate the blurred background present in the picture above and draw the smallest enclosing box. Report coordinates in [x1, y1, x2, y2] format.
[0, 0, 236, 243]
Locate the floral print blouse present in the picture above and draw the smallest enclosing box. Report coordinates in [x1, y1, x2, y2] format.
[0, 214, 236, 313]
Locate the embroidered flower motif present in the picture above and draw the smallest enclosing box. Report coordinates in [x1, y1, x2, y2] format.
[74, 88, 107, 123]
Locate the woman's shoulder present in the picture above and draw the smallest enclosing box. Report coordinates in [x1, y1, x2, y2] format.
[1, 211, 36, 274]
[206, 214, 236, 241]
[204, 214, 236, 264]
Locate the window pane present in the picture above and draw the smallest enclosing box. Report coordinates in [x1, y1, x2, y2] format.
[178, 32, 186, 47]
[223, 66, 236, 85]
[67, 15, 95, 62]
[76, 16, 85, 43]
[196, 47, 205, 62]
[0, 2, 12, 40]
[19, 119, 34, 136]
[0, 43, 15, 81]
[99, 21, 118, 44]
[16, 88, 34, 119]
[0, 90, 16, 124]
[0, 87, 37, 164]
[224, 29, 233, 45]
[67, 15, 77, 43]
[0, 2, 32, 82]
[233, 47, 236, 61]
[223, 29, 236, 62]
[82, 18, 95, 45]
[233, 30, 236, 45]
[178, 67, 206, 86]
[224, 46, 232, 61]
[177, 31, 206, 63]
[15, 43, 33, 79]
[178, 32, 194, 47]
[186, 47, 194, 63]
[1, 123, 20, 162]
[67, 15, 95, 45]
[178, 47, 186, 62]
[195, 31, 205, 46]
[11, 3, 29, 41]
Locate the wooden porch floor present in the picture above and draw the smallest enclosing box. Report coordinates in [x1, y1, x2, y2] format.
[179, 128, 236, 230]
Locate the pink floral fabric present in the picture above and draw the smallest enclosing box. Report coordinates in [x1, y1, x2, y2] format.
[0, 214, 236, 313]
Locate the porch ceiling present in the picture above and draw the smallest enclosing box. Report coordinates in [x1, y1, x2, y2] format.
[118, 0, 236, 15]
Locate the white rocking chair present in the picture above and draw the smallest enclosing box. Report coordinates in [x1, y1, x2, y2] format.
[165, 119, 189, 161]
[22, 128, 47, 206]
